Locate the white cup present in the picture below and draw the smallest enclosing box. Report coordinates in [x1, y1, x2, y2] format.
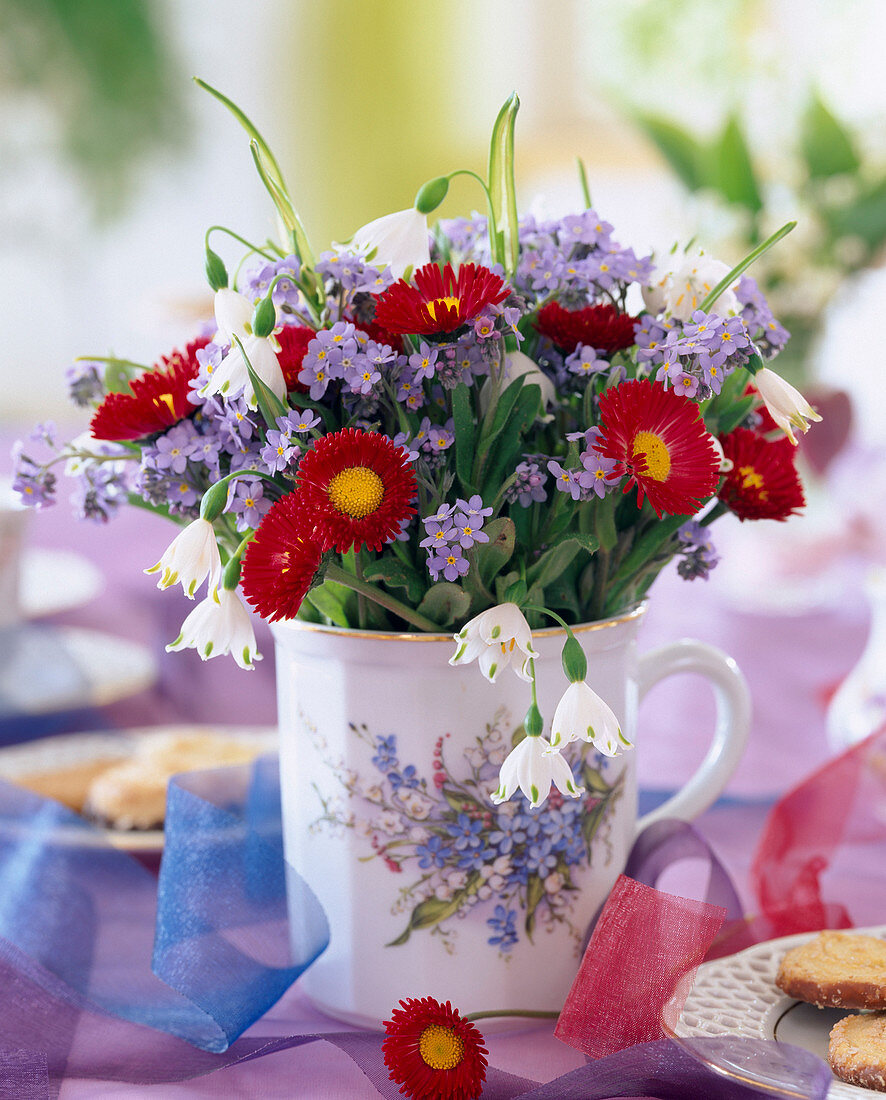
[0, 477, 30, 630]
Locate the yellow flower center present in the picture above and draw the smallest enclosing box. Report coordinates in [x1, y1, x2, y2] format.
[739, 464, 765, 493]
[426, 296, 460, 321]
[418, 1024, 464, 1071]
[327, 466, 384, 518]
[632, 430, 671, 482]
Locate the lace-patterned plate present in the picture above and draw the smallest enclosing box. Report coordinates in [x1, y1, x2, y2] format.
[673, 925, 886, 1098]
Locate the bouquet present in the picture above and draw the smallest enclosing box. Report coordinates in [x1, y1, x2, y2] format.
[14, 84, 819, 807]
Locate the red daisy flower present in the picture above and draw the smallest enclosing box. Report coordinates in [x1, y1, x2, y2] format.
[373, 262, 509, 336]
[296, 428, 417, 552]
[240, 494, 324, 622]
[719, 427, 805, 521]
[534, 301, 636, 355]
[382, 996, 488, 1100]
[275, 323, 314, 393]
[595, 378, 720, 518]
[90, 337, 209, 441]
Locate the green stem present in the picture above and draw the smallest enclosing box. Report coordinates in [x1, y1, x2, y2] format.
[354, 551, 368, 629]
[446, 168, 492, 203]
[206, 225, 277, 261]
[324, 563, 439, 632]
[700, 501, 728, 527]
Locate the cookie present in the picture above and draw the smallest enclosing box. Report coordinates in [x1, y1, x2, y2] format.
[776, 931, 886, 1009]
[84, 732, 266, 830]
[829, 1012, 886, 1092]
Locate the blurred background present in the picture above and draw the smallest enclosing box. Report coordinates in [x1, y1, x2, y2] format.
[2, 0, 884, 424]
[1, 0, 886, 806]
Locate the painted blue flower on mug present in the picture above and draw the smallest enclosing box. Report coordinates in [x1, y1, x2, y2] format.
[306, 706, 623, 956]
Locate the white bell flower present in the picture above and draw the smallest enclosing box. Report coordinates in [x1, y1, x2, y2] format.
[646, 250, 740, 322]
[708, 434, 733, 474]
[349, 207, 431, 280]
[450, 602, 539, 683]
[200, 288, 286, 409]
[491, 734, 585, 808]
[145, 518, 222, 598]
[549, 680, 630, 757]
[754, 367, 822, 445]
[166, 587, 261, 670]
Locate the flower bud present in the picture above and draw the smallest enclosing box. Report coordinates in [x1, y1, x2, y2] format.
[252, 294, 277, 339]
[223, 553, 243, 590]
[524, 701, 544, 738]
[745, 351, 765, 376]
[199, 478, 231, 522]
[414, 176, 449, 215]
[205, 247, 228, 291]
[560, 634, 588, 683]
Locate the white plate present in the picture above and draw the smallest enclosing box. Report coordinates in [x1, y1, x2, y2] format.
[19, 548, 103, 619]
[675, 925, 886, 1098]
[0, 625, 157, 717]
[0, 724, 278, 851]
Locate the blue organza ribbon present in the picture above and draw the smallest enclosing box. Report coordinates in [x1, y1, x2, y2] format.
[0, 757, 327, 1052]
[0, 763, 832, 1098]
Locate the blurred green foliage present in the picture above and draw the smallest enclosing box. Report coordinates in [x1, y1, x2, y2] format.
[633, 93, 886, 257]
[0, 0, 187, 221]
[632, 93, 886, 381]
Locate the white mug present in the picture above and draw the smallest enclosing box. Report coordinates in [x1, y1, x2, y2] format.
[273, 602, 750, 1027]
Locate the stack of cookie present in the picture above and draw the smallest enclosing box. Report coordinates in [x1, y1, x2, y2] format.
[777, 931, 886, 1091]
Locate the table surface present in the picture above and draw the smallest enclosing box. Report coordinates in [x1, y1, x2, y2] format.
[1, 431, 871, 1097]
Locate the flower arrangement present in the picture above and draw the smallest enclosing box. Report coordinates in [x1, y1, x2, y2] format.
[14, 84, 818, 809]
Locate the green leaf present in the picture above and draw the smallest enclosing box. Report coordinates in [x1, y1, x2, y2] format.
[452, 383, 476, 495]
[245, 358, 288, 429]
[593, 494, 618, 554]
[362, 557, 425, 606]
[825, 177, 886, 250]
[417, 583, 471, 627]
[387, 876, 479, 946]
[304, 582, 351, 627]
[699, 221, 796, 314]
[479, 383, 542, 497]
[582, 764, 613, 794]
[544, 568, 581, 619]
[801, 92, 860, 180]
[714, 394, 755, 437]
[195, 77, 287, 188]
[443, 790, 480, 815]
[479, 374, 526, 454]
[475, 517, 516, 587]
[713, 114, 762, 214]
[487, 92, 521, 276]
[603, 515, 687, 615]
[633, 111, 708, 192]
[100, 357, 144, 394]
[527, 532, 598, 589]
[576, 156, 592, 208]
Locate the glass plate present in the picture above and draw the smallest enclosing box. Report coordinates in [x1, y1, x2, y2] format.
[673, 925, 886, 1098]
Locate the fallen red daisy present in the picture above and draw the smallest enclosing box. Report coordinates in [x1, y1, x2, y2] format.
[382, 995, 488, 1100]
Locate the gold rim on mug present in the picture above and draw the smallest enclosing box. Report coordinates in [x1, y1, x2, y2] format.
[272, 602, 646, 642]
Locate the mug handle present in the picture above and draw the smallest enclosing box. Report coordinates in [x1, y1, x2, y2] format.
[635, 639, 751, 834]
